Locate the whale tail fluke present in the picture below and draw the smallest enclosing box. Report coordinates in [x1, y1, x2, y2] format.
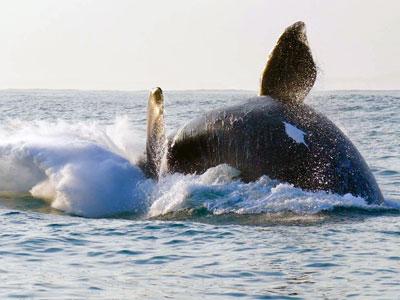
[260, 21, 317, 103]
[146, 87, 166, 179]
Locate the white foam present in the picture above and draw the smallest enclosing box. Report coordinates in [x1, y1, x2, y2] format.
[148, 164, 240, 217]
[0, 118, 394, 218]
[0, 118, 152, 217]
[148, 164, 381, 217]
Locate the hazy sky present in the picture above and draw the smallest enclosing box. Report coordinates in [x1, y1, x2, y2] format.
[0, 0, 399, 90]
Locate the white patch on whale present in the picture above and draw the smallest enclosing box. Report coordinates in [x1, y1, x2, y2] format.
[283, 122, 308, 147]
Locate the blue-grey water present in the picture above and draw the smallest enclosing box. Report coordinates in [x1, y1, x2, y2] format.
[0, 90, 399, 299]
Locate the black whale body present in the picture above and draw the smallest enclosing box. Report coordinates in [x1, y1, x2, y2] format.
[144, 21, 384, 205]
[168, 96, 384, 204]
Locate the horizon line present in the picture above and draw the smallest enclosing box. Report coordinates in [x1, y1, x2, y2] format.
[0, 88, 399, 93]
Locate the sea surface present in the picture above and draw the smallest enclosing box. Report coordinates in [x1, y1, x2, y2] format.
[0, 90, 399, 299]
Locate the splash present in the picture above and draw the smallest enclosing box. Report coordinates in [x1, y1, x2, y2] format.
[0, 117, 152, 217]
[148, 164, 376, 217]
[0, 118, 396, 219]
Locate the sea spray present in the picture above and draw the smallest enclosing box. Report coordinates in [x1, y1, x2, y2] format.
[148, 165, 373, 217]
[0, 118, 151, 217]
[0, 118, 395, 218]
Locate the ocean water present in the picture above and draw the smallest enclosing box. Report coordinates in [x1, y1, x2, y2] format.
[0, 89, 399, 299]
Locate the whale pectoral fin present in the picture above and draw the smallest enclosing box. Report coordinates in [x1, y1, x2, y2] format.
[146, 87, 166, 179]
[260, 21, 317, 103]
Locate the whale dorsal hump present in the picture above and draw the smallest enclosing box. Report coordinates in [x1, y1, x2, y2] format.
[146, 87, 166, 179]
[259, 21, 317, 103]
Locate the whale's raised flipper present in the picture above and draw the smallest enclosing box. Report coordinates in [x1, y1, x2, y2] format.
[260, 21, 317, 103]
[146, 87, 166, 178]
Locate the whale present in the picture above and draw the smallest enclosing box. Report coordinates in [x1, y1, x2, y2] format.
[143, 21, 384, 205]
